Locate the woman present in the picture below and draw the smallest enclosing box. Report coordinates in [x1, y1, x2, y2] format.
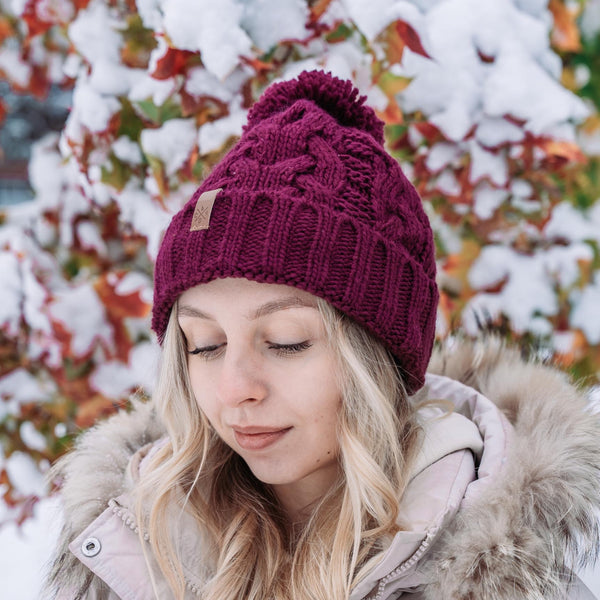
[45, 71, 600, 599]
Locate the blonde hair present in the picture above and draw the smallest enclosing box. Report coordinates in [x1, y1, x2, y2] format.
[135, 296, 421, 599]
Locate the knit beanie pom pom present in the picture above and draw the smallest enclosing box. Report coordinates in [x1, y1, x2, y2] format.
[245, 70, 385, 145]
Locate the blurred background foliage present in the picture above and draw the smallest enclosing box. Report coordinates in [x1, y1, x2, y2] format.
[0, 0, 599, 525]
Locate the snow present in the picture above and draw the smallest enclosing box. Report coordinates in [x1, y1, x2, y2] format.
[341, 0, 396, 40]
[115, 184, 174, 259]
[0, 369, 56, 419]
[36, 0, 75, 22]
[77, 221, 108, 255]
[22, 261, 51, 334]
[112, 136, 143, 165]
[241, 0, 310, 50]
[0, 252, 23, 337]
[435, 170, 461, 196]
[483, 43, 589, 135]
[0, 47, 31, 87]
[67, 77, 121, 134]
[545, 202, 600, 244]
[140, 118, 197, 175]
[0, 496, 62, 600]
[162, 0, 252, 79]
[90, 341, 159, 397]
[89, 59, 142, 96]
[425, 142, 462, 172]
[28, 134, 64, 203]
[5, 453, 47, 498]
[48, 284, 113, 356]
[476, 116, 525, 147]
[392, 0, 587, 143]
[20, 423, 48, 453]
[68, 0, 122, 65]
[473, 183, 509, 220]
[198, 107, 247, 155]
[185, 68, 234, 102]
[571, 275, 600, 345]
[128, 71, 176, 105]
[468, 141, 508, 186]
[465, 241, 595, 336]
[580, 0, 600, 40]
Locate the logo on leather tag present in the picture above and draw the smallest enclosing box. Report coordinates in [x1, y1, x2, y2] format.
[190, 188, 222, 231]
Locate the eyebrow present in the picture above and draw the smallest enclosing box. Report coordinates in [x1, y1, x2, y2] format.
[177, 295, 318, 321]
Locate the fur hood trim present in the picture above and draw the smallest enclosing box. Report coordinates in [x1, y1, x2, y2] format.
[44, 400, 165, 597]
[424, 337, 600, 600]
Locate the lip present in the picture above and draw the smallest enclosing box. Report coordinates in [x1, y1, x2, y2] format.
[232, 426, 292, 451]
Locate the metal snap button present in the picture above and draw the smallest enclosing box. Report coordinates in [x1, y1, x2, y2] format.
[81, 537, 101, 557]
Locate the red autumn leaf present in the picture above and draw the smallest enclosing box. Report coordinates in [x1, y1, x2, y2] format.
[75, 395, 122, 428]
[395, 20, 431, 59]
[0, 99, 6, 125]
[22, 1, 53, 39]
[241, 55, 274, 75]
[94, 272, 150, 321]
[415, 121, 442, 143]
[27, 64, 51, 99]
[152, 47, 197, 79]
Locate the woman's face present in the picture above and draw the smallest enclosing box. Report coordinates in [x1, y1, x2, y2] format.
[177, 277, 342, 517]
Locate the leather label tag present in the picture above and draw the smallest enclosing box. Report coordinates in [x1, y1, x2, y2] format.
[190, 188, 222, 231]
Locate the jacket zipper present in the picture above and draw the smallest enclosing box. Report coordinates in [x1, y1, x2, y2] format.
[371, 529, 438, 600]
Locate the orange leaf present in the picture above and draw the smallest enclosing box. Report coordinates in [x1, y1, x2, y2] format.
[381, 21, 405, 64]
[0, 16, 15, 44]
[22, 1, 53, 39]
[554, 330, 587, 367]
[395, 20, 431, 59]
[539, 139, 587, 166]
[549, 0, 581, 52]
[152, 47, 197, 80]
[443, 239, 481, 289]
[376, 102, 404, 125]
[94, 272, 151, 321]
[310, 0, 333, 22]
[75, 395, 121, 428]
[240, 55, 274, 75]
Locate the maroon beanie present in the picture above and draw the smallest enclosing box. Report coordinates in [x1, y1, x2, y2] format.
[152, 70, 438, 394]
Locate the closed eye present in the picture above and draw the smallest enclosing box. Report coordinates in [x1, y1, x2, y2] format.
[188, 344, 224, 358]
[187, 341, 312, 359]
[268, 341, 312, 356]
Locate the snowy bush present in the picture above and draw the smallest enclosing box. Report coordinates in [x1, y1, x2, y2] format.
[0, 0, 599, 524]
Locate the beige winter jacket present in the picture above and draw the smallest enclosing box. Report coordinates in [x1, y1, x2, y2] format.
[44, 338, 600, 599]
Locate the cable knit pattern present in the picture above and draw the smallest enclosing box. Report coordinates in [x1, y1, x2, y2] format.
[152, 70, 438, 393]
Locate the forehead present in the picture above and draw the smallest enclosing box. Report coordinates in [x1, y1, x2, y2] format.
[177, 278, 319, 318]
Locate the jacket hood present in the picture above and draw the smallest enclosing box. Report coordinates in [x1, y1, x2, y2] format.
[45, 337, 600, 599]
[422, 338, 600, 600]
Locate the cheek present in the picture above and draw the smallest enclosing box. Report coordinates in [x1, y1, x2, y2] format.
[188, 365, 218, 422]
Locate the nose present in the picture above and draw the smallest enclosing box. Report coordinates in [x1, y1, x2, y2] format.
[216, 347, 268, 407]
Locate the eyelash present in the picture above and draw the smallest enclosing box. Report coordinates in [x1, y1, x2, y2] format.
[188, 341, 312, 359]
